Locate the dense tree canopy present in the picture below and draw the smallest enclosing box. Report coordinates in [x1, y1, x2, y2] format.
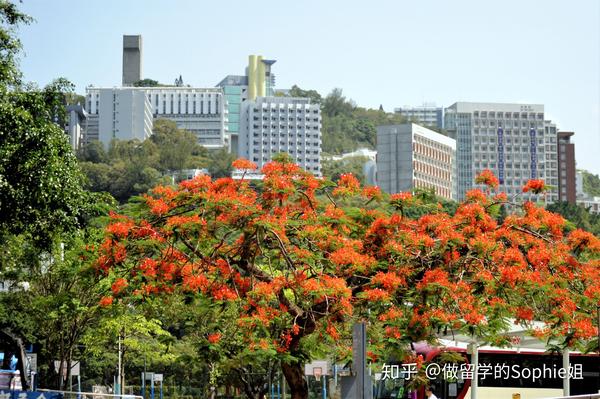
[0, 2, 89, 245]
[78, 120, 212, 202]
[97, 161, 600, 399]
[282, 87, 409, 154]
[581, 169, 600, 197]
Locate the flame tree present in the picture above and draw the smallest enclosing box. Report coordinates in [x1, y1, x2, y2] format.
[97, 159, 600, 399]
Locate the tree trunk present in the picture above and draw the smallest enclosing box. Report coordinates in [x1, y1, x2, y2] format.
[281, 361, 308, 399]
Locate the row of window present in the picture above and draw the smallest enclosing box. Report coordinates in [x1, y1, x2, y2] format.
[253, 141, 320, 147]
[473, 111, 543, 120]
[253, 132, 320, 137]
[252, 108, 319, 114]
[254, 116, 320, 122]
[253, 125, 320, 130]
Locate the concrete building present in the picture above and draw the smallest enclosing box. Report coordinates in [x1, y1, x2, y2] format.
[217, 55, 276, 154]
[444, 102, 559, 204]
[86, 87, 227, 148]
[65, 105, 88, 150]
[377, 123, 456, 200]
[557, 131, 576, 204]
[122, 35, 142, 86]
[85, 87, 153, 146]
[394, 103, 444, 129]
[239, 96, 321, 175]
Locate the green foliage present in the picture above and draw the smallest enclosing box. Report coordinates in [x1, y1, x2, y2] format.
[207, 147, 235, 178]
[0, 68, 87, 244]
[78, 121, 211, 202]
[581, 169, 600, 197]
[288, 85, 322, 104]
[321, 155, 369, 183]
[281, 86, 409, 154]
[0, 0, 32, 85]
[547, 201, 600, 236]
[78, 140, 109, 163]
[150, 119, 209, 172]
[133, 78, 160, 87]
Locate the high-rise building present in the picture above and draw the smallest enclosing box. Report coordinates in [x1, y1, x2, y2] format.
[122, 35, 142, 86]
[394, 103, 444, 129]
[217, 55, 276, 154]
[86, 87, 227, 148]
[376, 123, 456, 200]
[238, 97, 321, 175]
[65, 104, 88, 150]
[557, 131, 576, 204]
[445, 102, 559, 204]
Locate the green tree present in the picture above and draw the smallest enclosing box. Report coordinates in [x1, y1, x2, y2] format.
[0, 1, 88, 245]
[547, 201, 600, 236]
[321, 155, 369, 183]
[207, 148, 236, 178]
[581, 169, 600, 197]
[78, 140, 109, 163]
[288, 85, 322, 104]
[133, 79, 160, 87]
[150, 119, 209, 172]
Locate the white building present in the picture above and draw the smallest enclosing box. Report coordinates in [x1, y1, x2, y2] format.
[377, 123, 456, 200]
[86, 87, 227, 149]
[239, 97, 322, 175]
[445, 102, 559, 204]
[394, 103, 444, 129]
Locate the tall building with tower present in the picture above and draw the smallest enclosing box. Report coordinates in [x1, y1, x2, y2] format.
[216, 55, 276, 153]
[444, 102, 559, 204]
[122, 35, 142, 86]
[86, 86, 227, 149]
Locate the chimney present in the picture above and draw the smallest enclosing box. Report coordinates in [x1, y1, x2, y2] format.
[122, 35, 142, 86]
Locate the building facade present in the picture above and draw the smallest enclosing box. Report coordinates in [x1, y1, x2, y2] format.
[377, 123, 456, 200]
[86, 87, 227, 148]
[444, 102, 559, 204]
[238, 97, 322, 175]
[217, 55, 276, 154]
[394, 103, 444, 129]
[85, 88, 153, 146]
[557, 131, 576, 203]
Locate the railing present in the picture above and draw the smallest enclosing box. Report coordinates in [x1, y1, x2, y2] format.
[37, 390, 142, 399]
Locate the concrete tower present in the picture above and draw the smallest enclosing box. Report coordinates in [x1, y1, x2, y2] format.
[122, 35, 142, 86]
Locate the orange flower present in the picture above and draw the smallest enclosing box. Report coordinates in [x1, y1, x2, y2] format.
[333, 174, 361, 196]
[232, 158, 258, 170]
[522, 179, 546, 193]
[475, 169, 499, 189]
[207, 333, 222, 344]
[111, 278, 128, 295]
[99, 296, 114, 307]
[390, 192, 412, 201]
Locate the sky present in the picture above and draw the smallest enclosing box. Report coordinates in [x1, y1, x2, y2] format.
[15, 0, 600, 175]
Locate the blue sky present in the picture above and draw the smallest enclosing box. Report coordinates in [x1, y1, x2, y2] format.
[16, 0, 600, 175]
